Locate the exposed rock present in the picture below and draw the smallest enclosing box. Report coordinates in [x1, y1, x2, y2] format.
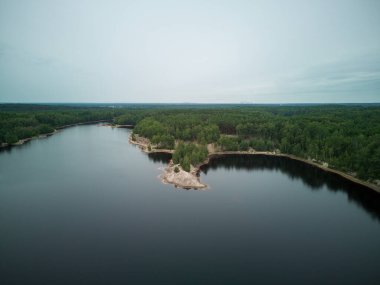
[161, 163, 207, 189]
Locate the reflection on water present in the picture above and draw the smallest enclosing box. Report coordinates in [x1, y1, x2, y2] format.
[201, 154, 380, 221]
[0, 140, 33, 154]
[147, 152, 172, 163]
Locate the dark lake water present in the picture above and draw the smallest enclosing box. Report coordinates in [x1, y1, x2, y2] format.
[1, 125, 379, 285]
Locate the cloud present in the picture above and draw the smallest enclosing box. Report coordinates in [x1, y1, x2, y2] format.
[1, 0, 379, 103]
[282, 52, 380, 95]
[208, 51, 380, 102]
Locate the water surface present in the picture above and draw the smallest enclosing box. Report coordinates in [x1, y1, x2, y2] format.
[1, 125, 379, 285]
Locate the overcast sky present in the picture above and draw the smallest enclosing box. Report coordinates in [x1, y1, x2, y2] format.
[0, 0, 379, 103]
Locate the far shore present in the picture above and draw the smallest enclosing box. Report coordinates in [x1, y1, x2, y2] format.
[56, 120, 110, 130]
[1, 120, 110, 150]
[129, 134, 380, 194]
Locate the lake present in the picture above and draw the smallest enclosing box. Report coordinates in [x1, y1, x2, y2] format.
[1, 124, 379, 285]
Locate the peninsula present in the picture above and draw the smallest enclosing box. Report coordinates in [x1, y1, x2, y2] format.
[129, 132, 380, 193]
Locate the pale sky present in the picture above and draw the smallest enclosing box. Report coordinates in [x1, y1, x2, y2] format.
[0, 0, 379, 103]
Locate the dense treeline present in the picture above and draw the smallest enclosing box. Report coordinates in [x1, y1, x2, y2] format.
[129, 105, 380, 181]
[1, 104, 379, 182]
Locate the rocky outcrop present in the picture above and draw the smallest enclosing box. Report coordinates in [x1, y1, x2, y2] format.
[161, 162, 207, 189]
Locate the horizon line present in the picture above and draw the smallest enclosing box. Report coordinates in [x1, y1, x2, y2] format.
[1, 102, 380, 105]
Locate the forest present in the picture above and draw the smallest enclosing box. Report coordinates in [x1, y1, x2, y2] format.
[1, 104, 379, 182]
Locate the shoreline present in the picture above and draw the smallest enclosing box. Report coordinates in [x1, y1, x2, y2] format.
[128, 136, 174, 154]
[1, 120, 110, 150]
[128, 135, 380, 193]
[103, 123, 134, 129]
